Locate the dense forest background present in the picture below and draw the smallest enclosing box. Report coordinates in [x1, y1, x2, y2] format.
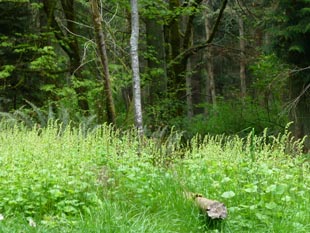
[0, 0, 309, 148]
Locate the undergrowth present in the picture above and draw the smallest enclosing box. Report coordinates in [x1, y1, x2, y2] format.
[0, 121, 309, 232]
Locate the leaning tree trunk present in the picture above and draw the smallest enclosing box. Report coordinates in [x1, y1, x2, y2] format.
[90, 0, 116, 124]
[130, 0, 143, 135]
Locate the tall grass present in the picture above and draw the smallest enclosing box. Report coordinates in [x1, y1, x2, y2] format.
[0, 121, 309, 232]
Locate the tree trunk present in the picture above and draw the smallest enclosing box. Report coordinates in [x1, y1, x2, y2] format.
[205, 8, 216, 107]
[145, 18, 167, 104]
[290, 73, 310, 151]
[167, 0, 185, 103]
[184, 192, 228, 220]
[165, 0, 204, 116]
[186, 58, 194, 118]
[238, 14, 246, 101]
[130, 0, 144, 135]
[90, 0, 116, 124]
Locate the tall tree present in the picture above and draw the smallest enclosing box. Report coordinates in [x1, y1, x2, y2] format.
[167, 0, 227, 115]
[90, 0, 116, 124]
[186, 58, 194, 118]
[0, 1, 63, 111]
[42, 0, 89, 112]
[165, 0, 185, 115]
[238, 13, 246, 100]
[144, 12, 167, 105]
[204, 1, 216, 108]
[130, 0, 143, 134]
[270, 0, 310, 149]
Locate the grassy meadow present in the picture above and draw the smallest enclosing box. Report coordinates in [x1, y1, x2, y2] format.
[0, 122, 310, 232]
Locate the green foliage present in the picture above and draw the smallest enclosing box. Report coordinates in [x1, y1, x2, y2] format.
[0, 122, 309, 232]
[268, 0, 310, 149]
[0, 101, 99, 134]
[140, 0, 170, 23]
[0, 65, 15, 79]
[250, 54, 289, 96]
[0, 123, 103, 220]
[140, 0, 204, 25]
[178, 130, 308, 232]
[0, 1, 70, 111]
[152, 98, 288, 140]
[270, 0, 310, 66]
[29, 46, 63, 76]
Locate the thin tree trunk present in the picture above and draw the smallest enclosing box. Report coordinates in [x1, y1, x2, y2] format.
[167, 0, 183, 99]
[205, 8, 216, 107]
[186, 58, 194, 118]
[130, 0, 143, 135]
[183, 13, 194, 119]
[238, 15, 246, 101]
[90, 0, 116, 124]
[290, 73, 310, 151]
[165, 0, 204, 116]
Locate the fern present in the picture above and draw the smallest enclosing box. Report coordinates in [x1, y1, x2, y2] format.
[289, 44, 305, 53]
[24, 100, 47, 127]
[13, 108, 34, 128]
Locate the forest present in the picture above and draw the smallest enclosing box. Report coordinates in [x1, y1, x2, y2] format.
[0, 0, 310, 232]
[0, 0, 309, 144]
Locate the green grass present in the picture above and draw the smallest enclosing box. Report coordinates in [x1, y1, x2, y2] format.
[0, 122, 309, 232]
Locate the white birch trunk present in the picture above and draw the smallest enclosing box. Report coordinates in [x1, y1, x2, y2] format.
[130, 0, 143, 135]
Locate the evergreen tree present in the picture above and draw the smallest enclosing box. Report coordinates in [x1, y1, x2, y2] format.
[271, 0, 310, 149]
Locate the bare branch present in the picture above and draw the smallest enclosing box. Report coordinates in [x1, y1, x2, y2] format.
[56, 17, 95, 42]
[63, 19, 94, 29]
[290, 66, 310, 73]
[168, 0, 228, 67]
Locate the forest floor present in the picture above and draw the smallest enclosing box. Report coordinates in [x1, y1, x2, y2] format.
[0, 123, 310, 233]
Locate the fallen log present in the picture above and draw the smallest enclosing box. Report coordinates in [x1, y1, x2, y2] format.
[185, 192, 228, 220]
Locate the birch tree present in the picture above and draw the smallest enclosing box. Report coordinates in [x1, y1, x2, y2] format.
[130, 0, 143, 134]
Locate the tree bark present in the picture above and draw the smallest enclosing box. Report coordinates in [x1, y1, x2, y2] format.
[205, 6, 216, 107]
[130, 0, 144, 135]
[165, 0, 204, 116]
[184, 192, 228, 220]
[90, 0, 116, 124]
[238, 14, 246, 101]
[186, 58, 194, 118]
[166, 0, 183, 99]
[290, 73, 310, 151]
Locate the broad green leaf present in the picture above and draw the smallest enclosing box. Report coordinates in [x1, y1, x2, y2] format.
[221, 191, 235, 199]
[244, 184, 258, 193]
[265, 202, 278, 210]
